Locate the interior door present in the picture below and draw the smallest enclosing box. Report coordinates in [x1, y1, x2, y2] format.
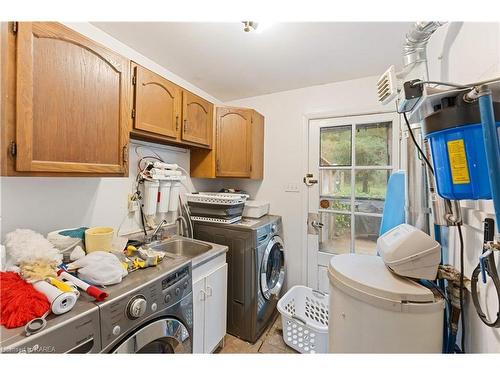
[204, 263, 228, 353]
[216, 107, 251, 177]
[15, 22, 130, 174]
[181, 91, 213, 147]
[133, 64, 181, 139]
[192, 277, 206, 353]
[306, 112, 399, 291]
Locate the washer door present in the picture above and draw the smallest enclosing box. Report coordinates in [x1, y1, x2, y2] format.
[260, 236, 285, 300]
[113, 318, 191, 353]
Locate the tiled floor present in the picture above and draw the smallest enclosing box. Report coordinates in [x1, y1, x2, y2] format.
[215, 315, 298, 354]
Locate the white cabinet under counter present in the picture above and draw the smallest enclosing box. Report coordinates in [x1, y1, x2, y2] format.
[191, 244, 228, 353]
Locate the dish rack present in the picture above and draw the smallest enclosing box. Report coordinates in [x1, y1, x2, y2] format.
[186, 192, 248, 205]
[186, 192, 248, 224]
[190, 216, 242, 224]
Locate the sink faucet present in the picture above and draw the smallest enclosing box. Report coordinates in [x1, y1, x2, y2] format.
[175, 216, 192, 238]
[147, 219, 169, 243]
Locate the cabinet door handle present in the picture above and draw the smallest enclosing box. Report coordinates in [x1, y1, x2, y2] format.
[205, 286, 213, 297]
[176, 115, 179, 131]
[184, 119, 188, 132]
[199, 289, 206, 301]
[122, 145, 128, 163]
[216, 160, 220, 173]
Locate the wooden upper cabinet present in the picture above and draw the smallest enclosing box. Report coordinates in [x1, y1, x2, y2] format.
[132, 64, 181, 140]
[216, 107, 252, 178]
[181, 90, 213, 147]
[191, 107, 264, 179]
[14, 22, 131, 174]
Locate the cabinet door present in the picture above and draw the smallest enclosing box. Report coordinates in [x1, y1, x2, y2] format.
[250, 111, 264, 179]
[15, 22, 130, 174]
[133, 64, 181, 139]
[192, 277, 206, 354]
[216, 108, 252, 177]
[204, 263, 228, 353]
[181, 91, 213, 147]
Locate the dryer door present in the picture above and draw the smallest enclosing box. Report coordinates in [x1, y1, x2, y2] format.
[113, 318, 191, 353]
[260, 236, 285, 300]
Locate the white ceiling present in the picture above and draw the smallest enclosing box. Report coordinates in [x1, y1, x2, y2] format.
[92, 22, 412, 101]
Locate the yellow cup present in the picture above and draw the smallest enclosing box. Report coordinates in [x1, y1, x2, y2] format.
[85, 227, 114, 253]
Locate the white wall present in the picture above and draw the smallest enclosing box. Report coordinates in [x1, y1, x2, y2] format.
[1, 141, 194, 238]
[223, 76, 389, 288]
[426, 22, 500, 353]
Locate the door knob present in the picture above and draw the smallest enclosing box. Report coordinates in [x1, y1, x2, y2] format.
[304, 173, 318, 186]
[311, 220, 324, 230]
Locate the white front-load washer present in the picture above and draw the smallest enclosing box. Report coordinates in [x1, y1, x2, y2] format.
[328, 254, 445, 353]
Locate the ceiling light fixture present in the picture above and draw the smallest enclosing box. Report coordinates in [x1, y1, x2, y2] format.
[242, 21, 257, 32]
[242, 21, 274, 33]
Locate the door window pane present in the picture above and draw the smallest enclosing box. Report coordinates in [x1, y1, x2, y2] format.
[354, 215, 382, 255]
[320, 169, 351, 211]
[354, 169, 389, 213]
[319, 212, 351, 254]
[355, 122, 392, 166]
[320, 125, 352, 166]
[319, 198, 351, 212]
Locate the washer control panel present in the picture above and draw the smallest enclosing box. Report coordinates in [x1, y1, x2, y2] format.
[99, 264, 192, 350]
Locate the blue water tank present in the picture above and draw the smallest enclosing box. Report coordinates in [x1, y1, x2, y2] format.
[423, 95, 500, 200]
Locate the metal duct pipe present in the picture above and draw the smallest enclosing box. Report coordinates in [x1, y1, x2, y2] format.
[405, 125, 431, 234]
[403, 21, 446, 66]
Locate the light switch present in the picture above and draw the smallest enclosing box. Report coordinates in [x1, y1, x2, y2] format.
[284, 183, 300, 193]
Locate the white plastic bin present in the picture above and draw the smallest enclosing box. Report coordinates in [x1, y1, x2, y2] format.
[277, 285, 329, 353]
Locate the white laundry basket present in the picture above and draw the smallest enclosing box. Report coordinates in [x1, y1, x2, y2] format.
[277, 285, 329, 353]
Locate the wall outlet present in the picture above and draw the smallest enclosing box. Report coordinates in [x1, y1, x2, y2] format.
[284, 183, 300, 193]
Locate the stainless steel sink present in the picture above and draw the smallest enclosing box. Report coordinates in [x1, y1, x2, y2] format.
[148, 238, 212, 259]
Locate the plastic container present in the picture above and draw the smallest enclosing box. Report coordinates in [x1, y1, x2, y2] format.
[84, 227, 114, 253]
[426, 122, 500, 200]
[243, 200, 269, 218]
[169, 182, 181, 212]
[277, 285, 329, 353]
[377, 224, 441, 280]
[157, 181, 171, 213]
[47, 228, 83, 254]
[328, 254, 444, 353]
[423, 95, 500, 200]
[143, 180, 159, 216]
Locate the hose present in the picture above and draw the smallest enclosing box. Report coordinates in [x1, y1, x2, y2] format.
[457, 224, 466, 353]
[471, 258, 500, 327]
[403, 112, 435, 174]
[470, 218, 500, 328]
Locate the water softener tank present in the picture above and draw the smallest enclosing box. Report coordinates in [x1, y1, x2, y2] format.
[423, 94, 500, 200]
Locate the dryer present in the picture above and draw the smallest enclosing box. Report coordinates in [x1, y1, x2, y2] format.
[194, 215, 285, 343]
